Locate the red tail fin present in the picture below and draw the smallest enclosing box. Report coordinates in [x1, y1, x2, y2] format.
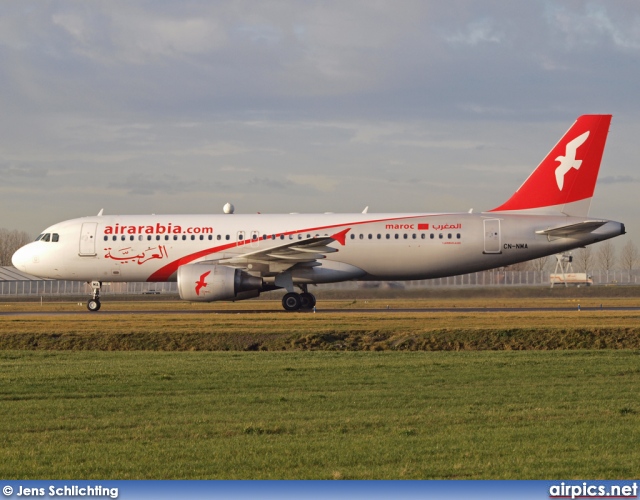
[490, 115, 611, 216]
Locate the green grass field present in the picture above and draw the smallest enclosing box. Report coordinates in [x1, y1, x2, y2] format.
[1, 296, 639, 479]
[1, 350, 639, 479]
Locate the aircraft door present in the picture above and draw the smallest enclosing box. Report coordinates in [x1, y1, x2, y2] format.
[483, 219, 501, 254]
[79, 222, 98, 256]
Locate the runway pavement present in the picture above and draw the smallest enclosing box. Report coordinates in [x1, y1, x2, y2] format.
[2, 306, 640, 316]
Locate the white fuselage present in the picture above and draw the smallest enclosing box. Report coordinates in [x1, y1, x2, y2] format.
[12, 212, 624, 284]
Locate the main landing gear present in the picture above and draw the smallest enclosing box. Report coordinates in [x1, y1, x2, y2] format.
[281, 286, 316, 312]
[87, 281, 102, 312]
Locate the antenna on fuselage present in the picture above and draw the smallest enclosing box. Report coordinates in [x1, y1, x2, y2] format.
[97, 209, 104, 216]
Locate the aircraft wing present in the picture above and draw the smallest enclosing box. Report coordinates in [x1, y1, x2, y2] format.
[216, 228, 349, 275]
[535, 220, 607, 238]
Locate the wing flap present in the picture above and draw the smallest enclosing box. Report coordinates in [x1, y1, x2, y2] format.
[265, 252, 327, 261]
[217, 230, 349, 273]
[289, 245, 338, 254]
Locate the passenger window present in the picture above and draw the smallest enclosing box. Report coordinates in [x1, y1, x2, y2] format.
[412, 234, 416, 239]
[174, 235, 178, 241]
[147, 235, 152, 241]
[280, 235, 285, 240]
[395, 234, 399, 239]
[130, 235, 135, 241]
[359, 234, 363, 240]
[208, 235, 213, 240]
[112, 236, 117, 241]
[217, 235, 221, 240]
[386, 234, 390, 239]
[225, 235, 230, 240]
[421, 234, 425, 239]
[139, 235, 143, 241]
[448, 234, 452, 239]
[457, 233, 461, 239]
[368, 234, 372, 239]
[377, 234, 381, 239]
[191, 235, 195, 240]
[52, 233, 59, 242]
[238, 234, 243, 240]
[156, 235, 161, 241]
[199, 235, 204, 241]
[350, 234, 355, 240]
[439, 234, 443, 239]
[104, 236, 108, 241]
[182, 235, 187, 241]
[430, 234, 435, 239]
[165, 235, 169, 241]
[403, 234, 408, 239]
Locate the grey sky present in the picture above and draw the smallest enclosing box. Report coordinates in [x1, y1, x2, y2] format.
[1, 1, 639, 248]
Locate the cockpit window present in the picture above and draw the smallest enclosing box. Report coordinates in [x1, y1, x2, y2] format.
[52, 233, 59, 242]
[42, 233, 51, 242]
[35, 234, 44, 241]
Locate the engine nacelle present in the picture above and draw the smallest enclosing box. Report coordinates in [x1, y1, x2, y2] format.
[177, 264, 262, 302]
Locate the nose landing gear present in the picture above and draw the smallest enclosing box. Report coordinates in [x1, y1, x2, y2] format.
[87, 281, 102, 312]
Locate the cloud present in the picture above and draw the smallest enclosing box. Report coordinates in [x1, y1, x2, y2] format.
[545, 3, 640, 51]
[0, 163, 48, 179]
[286, 175, 338, 193]
[598, 175, 638, 185]
[0, 1, 639, 244]
[245, 177, 294, 190]
[52, 8, 229, 64]
[108, 173, 211, 196]
[443, 17, 504, 46]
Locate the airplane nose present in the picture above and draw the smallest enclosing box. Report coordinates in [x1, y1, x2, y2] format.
[12, 245, 31, 272]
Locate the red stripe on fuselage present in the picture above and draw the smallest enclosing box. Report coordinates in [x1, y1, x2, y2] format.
[146, 214, 434, 281]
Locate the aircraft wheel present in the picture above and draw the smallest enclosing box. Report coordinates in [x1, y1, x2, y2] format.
[87, 299, 101, 312]
[299, 292, 316, 310]
[282, 292, 302, 311]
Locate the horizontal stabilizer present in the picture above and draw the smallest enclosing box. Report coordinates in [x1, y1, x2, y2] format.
[535, 220, 607, 238]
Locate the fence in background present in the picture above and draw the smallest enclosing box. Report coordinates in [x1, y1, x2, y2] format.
[0, 279, 176, 297]
[1, 269, 638, 297]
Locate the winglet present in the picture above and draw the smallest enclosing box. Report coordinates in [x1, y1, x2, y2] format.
[489, 115, 612, 217]
[330, 228, 350, 246]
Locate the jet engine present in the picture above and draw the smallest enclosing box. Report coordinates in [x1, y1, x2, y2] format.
[177, 264, 262, 302]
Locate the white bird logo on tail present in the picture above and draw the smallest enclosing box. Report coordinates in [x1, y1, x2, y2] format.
[555, 131, 590, 191]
